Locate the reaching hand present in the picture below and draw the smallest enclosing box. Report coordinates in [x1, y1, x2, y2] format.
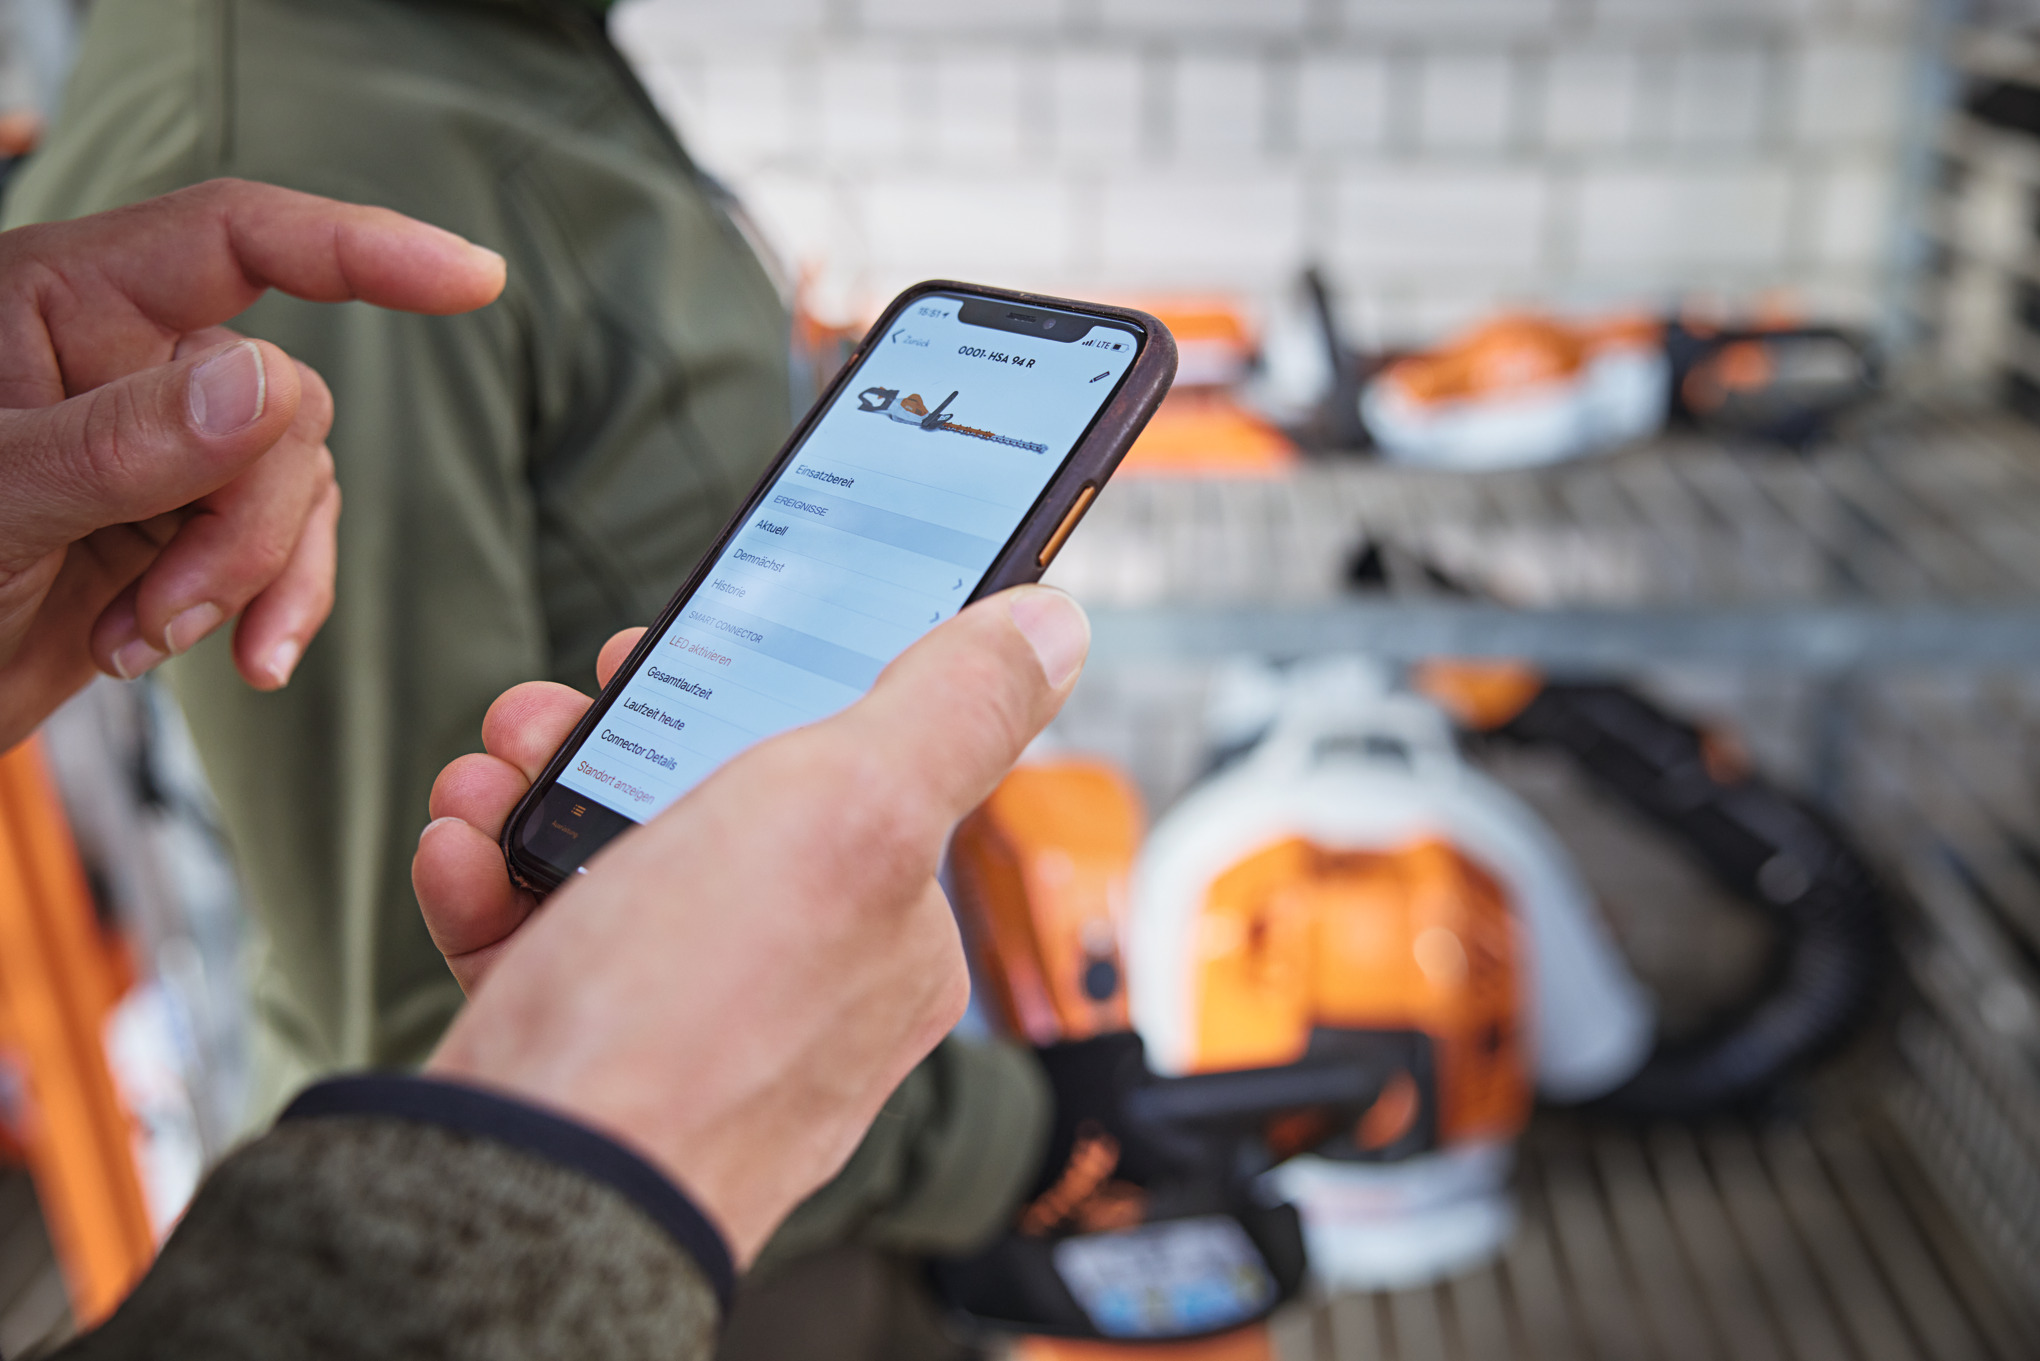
[418, 586, 1091, 1264]
[0, 178, 505, 751]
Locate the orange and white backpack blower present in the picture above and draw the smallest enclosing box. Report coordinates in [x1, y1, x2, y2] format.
[1129, 657, 1654, 1288]
[937, 655, 1885, 1342]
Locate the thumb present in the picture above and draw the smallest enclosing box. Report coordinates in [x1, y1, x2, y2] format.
[0, 338, 302, 561]
[829, 585, 1090, 831]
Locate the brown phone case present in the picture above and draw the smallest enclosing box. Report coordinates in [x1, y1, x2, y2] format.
[502, 279, 1178, 894]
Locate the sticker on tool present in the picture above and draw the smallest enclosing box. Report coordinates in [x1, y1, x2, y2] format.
[1050, 1215, 1277, 1338]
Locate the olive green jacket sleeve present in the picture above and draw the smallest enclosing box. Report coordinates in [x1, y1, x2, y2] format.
[54, 1117, 721, 1361]
[758, 1027, 1050, 1273]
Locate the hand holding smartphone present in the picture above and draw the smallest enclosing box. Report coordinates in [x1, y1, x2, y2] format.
[502, 282, 1177, 892]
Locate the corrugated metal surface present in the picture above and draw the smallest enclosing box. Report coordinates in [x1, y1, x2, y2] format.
[1269, 1116, 2032, 1361]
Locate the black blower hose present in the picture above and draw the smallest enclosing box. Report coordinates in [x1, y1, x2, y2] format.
[1498, 683, 1890, 1119]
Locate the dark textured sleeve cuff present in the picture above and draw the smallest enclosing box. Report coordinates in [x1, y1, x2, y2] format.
[282, 1073, 735, 1311]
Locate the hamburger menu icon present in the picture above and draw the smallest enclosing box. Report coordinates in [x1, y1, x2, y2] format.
[856, 386, 1048, 454]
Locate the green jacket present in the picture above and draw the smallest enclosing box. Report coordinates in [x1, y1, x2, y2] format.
[7, 0, 1044, 1288]
[58, 1110, 724, 1361]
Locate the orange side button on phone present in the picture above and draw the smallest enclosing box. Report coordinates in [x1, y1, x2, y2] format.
[1036, 483, 1099, 569]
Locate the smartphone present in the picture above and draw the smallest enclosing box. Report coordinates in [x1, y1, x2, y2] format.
[501, 281, 1177, 893]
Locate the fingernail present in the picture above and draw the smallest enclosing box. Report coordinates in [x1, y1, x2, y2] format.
[164, 602, 223, 654]
[265, 638, 302, 687]
[419, 816, 462, 845]
[1007, 586, 1089, 688]
[189, 340, 266, 436]
[110, 638, 167, 681]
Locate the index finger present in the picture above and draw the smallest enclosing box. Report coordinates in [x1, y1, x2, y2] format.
[3, 179, 506, 397]
[80, 179, 503, 320]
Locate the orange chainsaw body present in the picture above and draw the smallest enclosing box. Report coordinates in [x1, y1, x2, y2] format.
[952, 758, 1144, 1043]
[1382, 312, 1661, 408]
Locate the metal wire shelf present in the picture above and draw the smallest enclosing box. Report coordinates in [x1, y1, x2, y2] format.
[1049, 404, 2040, 668]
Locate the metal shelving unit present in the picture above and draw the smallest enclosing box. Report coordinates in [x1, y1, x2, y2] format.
[1051, 405, 2040, 664]
[1045, 402, 2040, 1357]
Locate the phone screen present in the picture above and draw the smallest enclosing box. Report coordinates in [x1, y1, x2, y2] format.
[520, 293, 1143, 870]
